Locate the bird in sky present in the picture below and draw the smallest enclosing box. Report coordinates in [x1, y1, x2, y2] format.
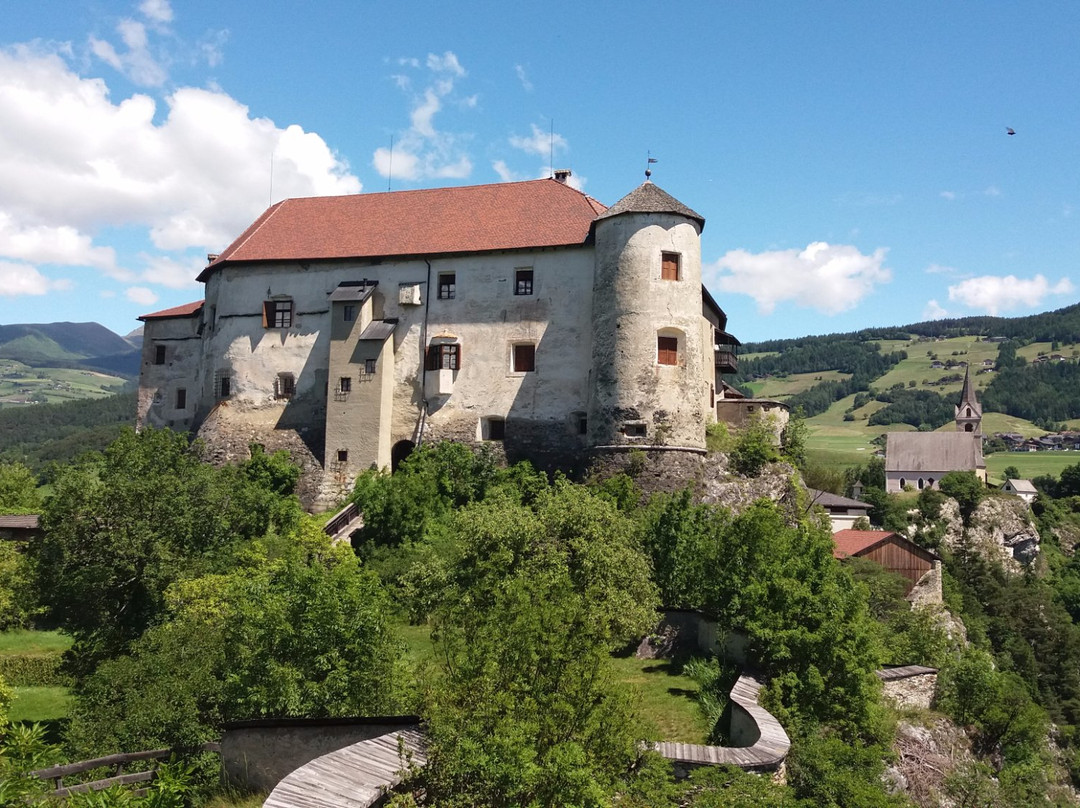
[1007, 127, 1016, 135]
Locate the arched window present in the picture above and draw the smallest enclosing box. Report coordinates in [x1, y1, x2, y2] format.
[899, 477, 906, 489]
[918, 478, 925, 490]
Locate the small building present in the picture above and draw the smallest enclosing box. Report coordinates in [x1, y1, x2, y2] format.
[0, 514, 41, 541]
[1002, 478, 1037, 505]
[807, 488, 871, 532]
[833, 528, 942, 604]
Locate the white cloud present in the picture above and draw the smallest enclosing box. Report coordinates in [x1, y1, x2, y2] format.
[923, 299, 948, 319]
[515, 64, 533, 92]
[138, 254, 202, 289]
[940, 190, 957, 201]
[707, 242, 891, 315]
[984, 185, 1002, 197]
[139, 0, 174, 24]
[492, 160, 524, 183]
[0, 45, 360, 277]
[947, 274, 1075, 315]
[373, 51, 475, 181]
[125, 286, 158, 305]
[510, 123, 567, 158]
[0, 261, 72, 296]
[925, 263, 960, 276]
[91, 18, 168, 87]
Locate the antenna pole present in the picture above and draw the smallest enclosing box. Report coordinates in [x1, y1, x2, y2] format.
[269, 150, 274, 206]
[645, 151, 657, 180]
[388, 135, 394, 192]
[549, 120, 554, 178]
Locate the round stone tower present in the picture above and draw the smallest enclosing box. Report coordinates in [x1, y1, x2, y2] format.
[588, 181, 709, 451]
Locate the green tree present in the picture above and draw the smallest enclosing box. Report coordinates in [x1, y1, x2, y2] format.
[729, 415, 781, 477]
[33, 427, 302, 679]
[420, 484, 659, 807]
[1002, 465, 1021, 482]
[938, 471, 985, 523]
[0, 462, 39, 513]
[66, 523, 405, 755]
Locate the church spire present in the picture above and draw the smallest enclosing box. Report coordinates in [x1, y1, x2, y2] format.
[955, 365, 982, 435]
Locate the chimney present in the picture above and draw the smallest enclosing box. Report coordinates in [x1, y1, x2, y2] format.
[207, 253, 220, 265]
[554, 169, 572, 184]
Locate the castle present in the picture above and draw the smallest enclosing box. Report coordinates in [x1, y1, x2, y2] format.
[136, 173, 740, 507]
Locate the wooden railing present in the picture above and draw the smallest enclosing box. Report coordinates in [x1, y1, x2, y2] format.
[30, 743, 219, 798]
[323, 502, 360, 540]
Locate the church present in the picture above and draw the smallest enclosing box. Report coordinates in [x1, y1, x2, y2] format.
[136, 173, 740, 507]
[884, 367, 986, 493]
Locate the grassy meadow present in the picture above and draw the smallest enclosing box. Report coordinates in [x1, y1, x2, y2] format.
[0, 359, 129, 407]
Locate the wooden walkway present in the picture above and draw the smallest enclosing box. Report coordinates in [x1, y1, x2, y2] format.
[652, 674, 790, 772]
[262, 728, 424, 808]
[876, 665, 937, 681]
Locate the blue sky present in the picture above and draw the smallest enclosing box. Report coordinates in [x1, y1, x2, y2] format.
[1, 1, 1077, 343]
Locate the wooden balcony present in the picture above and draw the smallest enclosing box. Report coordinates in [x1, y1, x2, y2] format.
[715, 349, 738, 374]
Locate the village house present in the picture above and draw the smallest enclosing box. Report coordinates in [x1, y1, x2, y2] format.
[884, 367, 986, 492]
[833, 528, 942, 605]
[137, 175, 740, 508]
[807, 488, 871, 532]
[1001, 479, 1038, 505]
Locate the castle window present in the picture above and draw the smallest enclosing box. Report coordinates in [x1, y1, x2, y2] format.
[484, 417, 505, 441]
[276, 373, 295, 399]
[343, 304, 356, 322]
[622, 423, 647, 438]
[426, 343, 460, 370]
[365, 358, 377, 375]
[337, 449, 348, 463]
[339, 376, 351, 394]
[263, 298, 294, 329]
[657, 335, 678, 366]
[438, 273, 456, 300]
[217, 374, 231, 399]
[175, 388, 186, 410]
[154, 344, 166, 365]
[515, 268, 534, 296]
[512, 343, 536, 372]
[661, 252, 680, 281]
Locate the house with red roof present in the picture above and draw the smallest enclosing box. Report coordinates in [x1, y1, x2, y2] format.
[137, 174, 740, 509]
[833, 528, 942, 606]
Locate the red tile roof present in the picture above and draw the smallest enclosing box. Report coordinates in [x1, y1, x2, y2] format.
[197, 178, 607, 282]
[832, 529, 898, 559]
[138, 301, 204, 321]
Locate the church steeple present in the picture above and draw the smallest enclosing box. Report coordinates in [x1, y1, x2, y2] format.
[955, 365, 982, 436]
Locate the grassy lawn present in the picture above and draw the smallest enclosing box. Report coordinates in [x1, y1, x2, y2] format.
[609, 654, 710, 744]
[9, 686, 73, 723]
[0, 630, 71, 655]
[391, 620, 710, 744]
[748, 370, 851, 401]
[986, 451, 1079, 484]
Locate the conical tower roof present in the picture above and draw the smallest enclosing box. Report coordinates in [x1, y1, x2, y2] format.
[595, 181, 705, 229]
[957, 365, 980, 412]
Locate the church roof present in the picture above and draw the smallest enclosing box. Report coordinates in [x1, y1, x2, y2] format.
[955, 366, 982, 414]
[197, 179, 607, 282]
[885, 432, 984, 472]
[595, 181, 705, 228]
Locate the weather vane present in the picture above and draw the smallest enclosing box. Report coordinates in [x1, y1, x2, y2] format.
[645, 152, 657, 180]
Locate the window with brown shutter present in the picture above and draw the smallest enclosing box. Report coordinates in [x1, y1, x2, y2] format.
[657, 336, 678, 365]
[661, 252, 680, 281]
[264, 299, 293, 328]
[513, 343, 535, 372]
[426, 343, 460, 370]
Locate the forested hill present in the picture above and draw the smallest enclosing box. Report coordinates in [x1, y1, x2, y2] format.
[741, 301, 1080, 354]
[734, 302, 1080, 427]
[0, 322, 139, 376]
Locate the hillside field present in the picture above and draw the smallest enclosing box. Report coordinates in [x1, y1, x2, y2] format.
[0, 360, 129, 407]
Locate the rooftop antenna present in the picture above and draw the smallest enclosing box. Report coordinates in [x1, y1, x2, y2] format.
[387, 135, 394, 192]
[549, 120, 554, 178]
[645, 151, 657, 180]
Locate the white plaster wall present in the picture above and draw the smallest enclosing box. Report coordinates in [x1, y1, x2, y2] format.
[590, 214, 706, 449]
[137, 314, 204, 431]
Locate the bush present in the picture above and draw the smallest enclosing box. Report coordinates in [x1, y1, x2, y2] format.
[0, 653, 69, 686]
[729, 415, 780, 477]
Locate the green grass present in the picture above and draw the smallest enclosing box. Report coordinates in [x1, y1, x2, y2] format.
[986, 451, 1079, 485]
[8, 686, 73, 722]
[0, 630, 71, 656]
[747, 370, 851, 401]
[608, 655, 710, 743]
[0, 361, 129, 406]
